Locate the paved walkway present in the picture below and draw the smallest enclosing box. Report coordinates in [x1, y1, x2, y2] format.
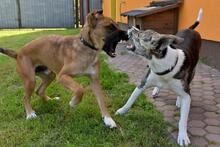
[107, 43, 220, 147]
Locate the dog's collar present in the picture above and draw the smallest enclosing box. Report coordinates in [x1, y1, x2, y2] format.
[80, 36, 98, 51]
[155, 56, 178, 76]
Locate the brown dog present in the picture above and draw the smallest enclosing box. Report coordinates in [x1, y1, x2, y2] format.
[0, 10, 128, 128]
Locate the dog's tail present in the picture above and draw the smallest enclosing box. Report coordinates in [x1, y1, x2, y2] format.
[189, 8, 203, 30]
[0, 48, 17, 59]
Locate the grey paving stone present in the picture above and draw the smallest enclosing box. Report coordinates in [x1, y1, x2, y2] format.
[204, 118, 220, 126]
[188, 120, 206, 128]
[190, 136, 208, 147]
[205, 126, 220, 134]
[206, 134, 220, 143]
[188, 127, 206, 136]
[203, 105, 218, 111]
[204, 112, 219, 118]
[190, 107, 205, 113]
[189, 113, 205, 120]
[203, 100, 217, 105]
[208, 144, 220, 147]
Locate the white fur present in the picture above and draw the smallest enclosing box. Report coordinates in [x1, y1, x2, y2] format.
[152, 87, 160, 98]
[197, 8, 203, 22]
[149, 47, 178, 73]
[148, 46, 185, 77]
[54, 96, 60, 100]
[132, 26, 140, 31]
[177, 94, 191, 146]
[170, 49, 185, 76]
[69, 97, 77, 108]
[103, 116, 117, 128]
[26, 111, 37, 119]
[176, 96, 181, 108]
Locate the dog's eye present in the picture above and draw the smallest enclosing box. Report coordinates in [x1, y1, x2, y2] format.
[106, 24, 117, 31]
[143, 36, 152, 42]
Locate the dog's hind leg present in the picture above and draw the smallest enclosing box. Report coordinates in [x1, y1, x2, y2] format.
[36, 71, 56, 101]
[16, 57, 37, 119]
[116, 70, 154, 115]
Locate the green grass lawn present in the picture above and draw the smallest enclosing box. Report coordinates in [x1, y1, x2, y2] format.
[0, 29, 176, 146]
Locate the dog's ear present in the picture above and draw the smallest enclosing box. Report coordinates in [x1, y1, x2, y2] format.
[155, 37, 170, 51]
[86, 12, 97, 28]
[167, 35, 184, 44]
[86, 10, 103, 28]
[156, 35, 184, 50]
[96, 9, 103, 15]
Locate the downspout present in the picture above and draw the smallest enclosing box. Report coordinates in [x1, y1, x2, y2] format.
[120, 0, 126, 22]
[111, 0, 116, 20]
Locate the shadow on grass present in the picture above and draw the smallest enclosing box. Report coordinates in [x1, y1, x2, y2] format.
[0, 29, 177, 146]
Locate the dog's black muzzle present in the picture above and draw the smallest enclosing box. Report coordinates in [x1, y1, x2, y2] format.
[103, 30, 128, 57]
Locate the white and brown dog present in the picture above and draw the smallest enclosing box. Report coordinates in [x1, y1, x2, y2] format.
[116, 9, 203, 146]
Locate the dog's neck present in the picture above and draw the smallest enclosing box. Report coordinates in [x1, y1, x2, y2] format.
[80, 36, 98, 51]
[80, 27, 98, 50]
[148, 46, 184, 75]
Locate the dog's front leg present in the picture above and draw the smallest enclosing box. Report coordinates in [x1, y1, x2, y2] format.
[116, 70, 153, 115]
[115, 87, 144, 115]
[90, 61, 116, 128]
[177, 93, 191, 146]
[90, 75, 116, 128]
[176, 96, 182, 108]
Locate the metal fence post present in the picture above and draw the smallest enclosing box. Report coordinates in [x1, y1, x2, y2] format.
[75, 0, 79, 28]
[15, 0, 22, 28]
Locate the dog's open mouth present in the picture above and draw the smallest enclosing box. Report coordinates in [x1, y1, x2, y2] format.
[103, 30, 129, 58]
[103, 40, 118, 58]
[127, 44, 136, 52]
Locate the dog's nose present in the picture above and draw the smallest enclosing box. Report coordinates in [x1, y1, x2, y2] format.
[127, 26, 140, 38]
[127, 28, 133, 38]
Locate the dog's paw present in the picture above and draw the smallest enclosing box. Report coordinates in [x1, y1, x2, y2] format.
[177, 131, 190, 146]
[54, 97, 60, 100]
[151, 87, 160, 98]
[103, 116, 117, 128]
[176, 96, 181, 108]
[115, 107, 128, 115]
[26, 111, 37, 119]
[69, 100, 77, 108]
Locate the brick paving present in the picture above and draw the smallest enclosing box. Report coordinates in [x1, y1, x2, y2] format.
[107, 43, 220, 147]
